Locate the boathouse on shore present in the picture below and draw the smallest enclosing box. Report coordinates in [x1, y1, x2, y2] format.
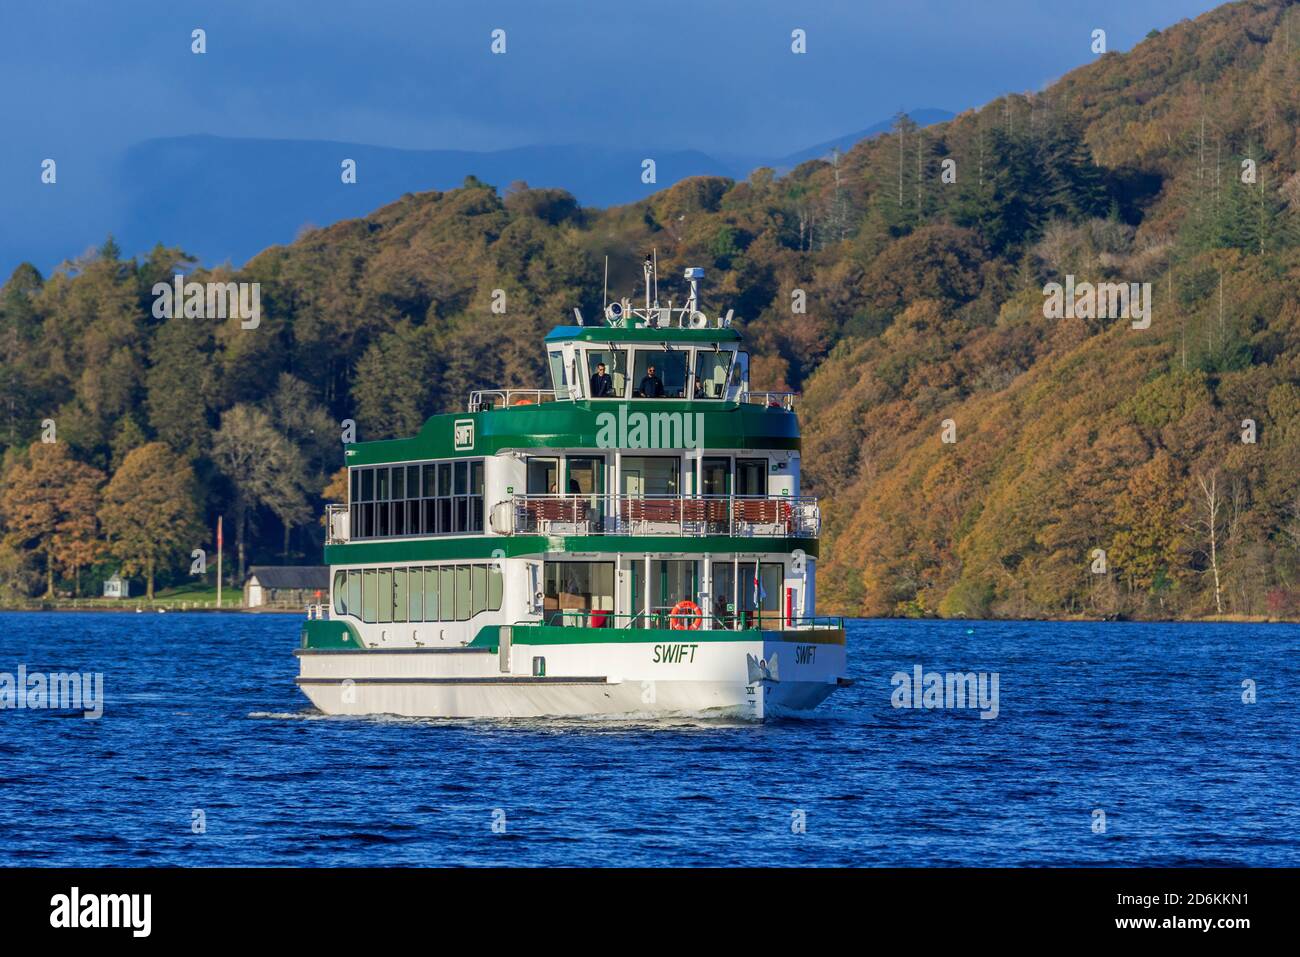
[243, 566, 330, 609]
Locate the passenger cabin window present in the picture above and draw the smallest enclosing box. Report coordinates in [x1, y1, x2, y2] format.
[621, 456, 680, 496]
[694, 350, 733, 400]
[632, 349, 687, 398]
[348, 459, 486, 539]
[701, 457, 731, 495]
[736, 458, 767, 496]
[334, 563, 503, 624]
[585, 348, 629, 399]
[527, 457, 559, 495]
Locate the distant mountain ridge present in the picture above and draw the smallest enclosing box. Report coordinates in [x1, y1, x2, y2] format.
[1, 110, 952, 276]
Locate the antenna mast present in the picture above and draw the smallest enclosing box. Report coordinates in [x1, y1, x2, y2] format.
[602, 256, 609, 310]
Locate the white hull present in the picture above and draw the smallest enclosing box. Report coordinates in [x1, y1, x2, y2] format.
[296, 634, 847, 720]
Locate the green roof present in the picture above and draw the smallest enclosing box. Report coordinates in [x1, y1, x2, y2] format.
[544, 325, 742, 345]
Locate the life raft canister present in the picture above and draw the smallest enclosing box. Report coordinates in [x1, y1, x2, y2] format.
[669, 599, 703, 630]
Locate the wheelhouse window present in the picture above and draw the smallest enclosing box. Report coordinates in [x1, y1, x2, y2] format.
[348, 458, 486, 539]
[547, 350, 567, 394]
[694, 350, 733, 399]
[585, 348, 629, 399]
[631, 349, 687, 398]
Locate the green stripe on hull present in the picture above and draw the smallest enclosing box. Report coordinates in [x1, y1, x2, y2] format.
[469, 624, 845, 648]
[301, 618, 365, 649]
[325, 534, 819, 564]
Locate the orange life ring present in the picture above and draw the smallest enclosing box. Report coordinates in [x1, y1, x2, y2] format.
[669, 599, 702, 630]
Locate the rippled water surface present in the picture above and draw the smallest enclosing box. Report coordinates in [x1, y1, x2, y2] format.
[1, 612, 1295, 866]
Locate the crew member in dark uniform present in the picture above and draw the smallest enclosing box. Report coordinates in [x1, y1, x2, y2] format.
[589, 362, 613, 398]
[637, 363, 665, 398]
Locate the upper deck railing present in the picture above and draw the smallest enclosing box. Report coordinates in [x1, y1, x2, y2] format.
[326, 494, 819, 545]
[495, 493, 819, 539]
[467, 387, 799, 412]
[741, 391, 798, 411]
[468, 389, 568, 412]
[523, 611, 844, 632]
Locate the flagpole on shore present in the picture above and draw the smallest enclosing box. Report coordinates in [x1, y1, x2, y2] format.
[216, 516, 223, 610]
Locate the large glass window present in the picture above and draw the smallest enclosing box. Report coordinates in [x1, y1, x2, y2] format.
[621, 456, 681, 496]
[333, 570, 347, 615]
[472, 564, 488, 617]
[736, 458, 768, 496]
[543, 561, 614, 625]
[694, 350, 733, 399]
[335, 562, 502, 624]
[378, 568, 393, 623]
[407, 568, 422, 621]
[652, 560, 700, 625]
[527, 457, 559, 495]
[454, 565, 471, 621]
[393, 568, 408, 623]
[348, 459, 487, 538]
[735, 561, 783, 627]
[347, 569, 362, 618]
[631, 349, 688, 398]
[701, 457, 731, 495]
[440, 566, 455, 621]
[585, 348, 629, 399]
[423, 566, 439, 621]
[362, 569, 377, 623]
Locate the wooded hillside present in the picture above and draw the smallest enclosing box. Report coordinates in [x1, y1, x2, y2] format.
[2, 0, 1297, 617]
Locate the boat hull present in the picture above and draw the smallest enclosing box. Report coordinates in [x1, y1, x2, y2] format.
[295, 627, 847, 720]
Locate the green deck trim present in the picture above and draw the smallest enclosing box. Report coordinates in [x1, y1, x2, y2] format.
[343, 401, 799, 466]
[306, 622, 843, 654]
[301, 618, 364, 650]
[324, 535, 818, 565]
[468, 624, 501, 649]
[544, 325, 742, 344]
[496, 624, 846, 646]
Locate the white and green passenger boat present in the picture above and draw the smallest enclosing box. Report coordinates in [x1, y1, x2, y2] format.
[298, 264, 848, 719]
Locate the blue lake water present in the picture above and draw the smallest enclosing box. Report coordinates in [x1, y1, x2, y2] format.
[0, 612, 1296, 866]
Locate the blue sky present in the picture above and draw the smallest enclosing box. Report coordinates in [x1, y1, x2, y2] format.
[0, 0, 1224, 274]
[1, 0, 1220, 158]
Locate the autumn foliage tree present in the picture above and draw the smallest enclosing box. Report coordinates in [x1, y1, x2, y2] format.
[0, 442, 104, 597]
[98, 442, 202, 599]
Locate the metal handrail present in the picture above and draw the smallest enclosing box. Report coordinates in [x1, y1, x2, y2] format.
[324, 503, 350, 544]
[741, 390, 798, 411]
[506, 492, 819, 538]
[525, 612, 841, 631]
[468, 389, 569, 412]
